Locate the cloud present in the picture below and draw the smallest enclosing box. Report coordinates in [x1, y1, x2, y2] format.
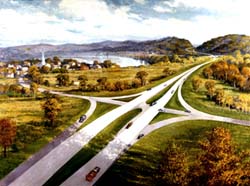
[134, 0, 145, 4]
[153, 5, 174, 13]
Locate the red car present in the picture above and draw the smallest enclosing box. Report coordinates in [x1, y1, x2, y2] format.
[85, 167, 100, 182]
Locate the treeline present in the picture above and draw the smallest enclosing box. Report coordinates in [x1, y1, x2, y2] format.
[0, 82, 38, 97]
[156, 127, 250, 186]
[137, 54, 195, 64]
[203, 60, 250, 91]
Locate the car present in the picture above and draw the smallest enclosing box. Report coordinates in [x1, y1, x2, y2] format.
[125, 122, 133, 129]
[147, 88, 152, 91]
[185, 110, 191, 113]
[150, 101, 157, 106]
[85, 166, 100, 182]
[137, 134, 144, 139]
[171, 90, 174, 94]
[158, 108, 164, 112]
[79, 115, 87, 122]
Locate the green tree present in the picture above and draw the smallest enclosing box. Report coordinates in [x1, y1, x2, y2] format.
[56, 74, 70, 86]
[136, 71, 148, 86]
[156, 142, 189, 186]
[0, 118, 16, 157]
[41, 98, 61, 127]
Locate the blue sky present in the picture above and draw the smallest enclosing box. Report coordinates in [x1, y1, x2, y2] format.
[0, 0, 249, 47]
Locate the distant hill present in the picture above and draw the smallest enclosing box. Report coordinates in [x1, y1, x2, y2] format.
[197, 34, 250, 54]
[0, 37, 195, 61]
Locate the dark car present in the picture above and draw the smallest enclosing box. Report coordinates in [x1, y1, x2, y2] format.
[158, 108, 164, 112]
[147, 88, 152, 91]
[137, 134, 144, 139]
[85, 166, 100, 182]
[150, 101, 157, 106]
[125, 122, 133, 129]
[171, 90, 174, 94]
[79, 115, 87, 122]
[185, 110, 191, 113]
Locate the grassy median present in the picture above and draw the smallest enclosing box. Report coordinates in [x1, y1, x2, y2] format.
[43, 108, 142, 186]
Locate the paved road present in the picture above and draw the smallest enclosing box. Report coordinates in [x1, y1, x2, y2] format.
[6, 68, 188, 186]
[60, 60, 215, 186]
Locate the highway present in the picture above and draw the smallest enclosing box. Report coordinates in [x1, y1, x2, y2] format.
[4, 56, 250, 186]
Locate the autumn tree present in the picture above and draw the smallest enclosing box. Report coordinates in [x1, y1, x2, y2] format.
[192, 77, 203, 92]
[30, 82, 38, 97]
[28, 65, 43, 84]
[97, 77, 108, 90]
[191, 127, 250, 186]
[136, 71, 148, 86]
[205, 80, 215, 99]
[0, 118, 16, 157]
[213, 88, 225, 105]
[41, 97, 61, 127]
[163, 67, 175, 77]
[156, 142, 189, 186]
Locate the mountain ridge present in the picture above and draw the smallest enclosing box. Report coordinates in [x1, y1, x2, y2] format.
[0, 37, 195, 61]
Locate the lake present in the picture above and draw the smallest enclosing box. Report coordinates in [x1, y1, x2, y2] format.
[73, 55, 146, 67]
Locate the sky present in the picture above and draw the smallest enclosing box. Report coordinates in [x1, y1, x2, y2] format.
[0, 0, 249, 47]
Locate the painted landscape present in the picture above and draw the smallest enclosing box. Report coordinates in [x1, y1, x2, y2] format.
[0, 1, 250, 186]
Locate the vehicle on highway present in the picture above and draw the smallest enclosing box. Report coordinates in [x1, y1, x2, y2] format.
[125, 122, 133, 129]
[171, 90, 174, 94]
[79, 115, 87, 122]
[150, 101, 157, 106]
[147, 88, 152, 91]
[185, 110, 191, 113]
[85, 166, 100, 182]
[137, 134, 144, 139]
[158, 108, 164, 112]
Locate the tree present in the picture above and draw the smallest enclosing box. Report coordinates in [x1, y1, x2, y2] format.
[41, 97, 61, 127]
[103, 60, 112, 68]
[56, 74, 70, 86]
[156, 142, 189, 186]
[97, 77, 108, 90]
[0, 118, 16, 157]
[192, 127, 250, 186]
[28, 65, 43, 84]
[203, 67, 213, 79]
[40, 65, 50, 74]
[205, 80, 215, 99]
[192, 77, 203, 92]
[213, 88, 225, 105]
[30, 82, 38, 97]
[78, 75, 88, 91]
[136, 71, 148, 86]
[163, 67, 175, 77]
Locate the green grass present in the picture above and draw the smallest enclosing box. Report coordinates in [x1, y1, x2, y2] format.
[146, 84, 172, 105]
[165, 89, 185, 111]
[43, 108, 142, 186]
[182, 65, 250, 120]
[114, 95, 140, 102]
[81, 102, 118, 127]
[96, 120, 250, 186]
[40, 58, 207, 97]
[150, 113, 180, 124]
[0, 96, 90, 179]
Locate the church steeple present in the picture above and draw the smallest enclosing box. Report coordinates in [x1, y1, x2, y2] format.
[41, 51, 45, 66]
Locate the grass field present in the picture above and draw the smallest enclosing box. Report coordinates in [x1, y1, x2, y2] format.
[165, 88, 186, 111]
[150, 112, 180, 124]
[40, 57, 209, 97]
[0, 95, 90, 179]
[182, 65, 250, 120]
[44, 109, 142, 186]
[96, 120, 250, 186]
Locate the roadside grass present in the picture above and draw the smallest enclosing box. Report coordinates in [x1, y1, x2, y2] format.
[114, 95, 140, 102]
[0, 95, 90, 179]
[43, 108, 142, 186]
[96, 120, 250, 186]
[182, 65, 250, 120]
[40, 58, 207, 97]
[146, 84, 172, 105]
[150, 113, 180, 124]
[165, 89, 186, 111]
[80, 102, 118, 127]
